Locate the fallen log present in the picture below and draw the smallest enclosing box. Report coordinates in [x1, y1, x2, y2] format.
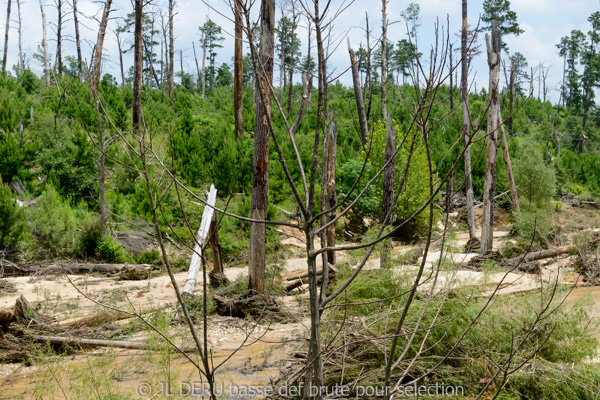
[32, 335, 197, 353]
[506, 246, 573, 266]
[284, 263, 338, 281]
[2, 263, 152, 278]
[284, 264, 338, 291]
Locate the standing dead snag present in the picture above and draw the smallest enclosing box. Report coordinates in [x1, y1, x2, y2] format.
[326, 117, 337, 267]
[39, 0, 50, 87]
[248, 0, 275, 296]
[56, 0, 62, 75]
[348, 39, 368, 145]
[380, 114, 395, 268]
[2, 0, 9, 72]
[481, 21, 501, 253]
[381, 0, 388, 120]
[72, 0, 83, 81]
[183, 185, 217, 299]
[132, 0, 143, 133]
[167, 0, 174, 98]
[234, 0, 244, 138]
[498, 115, 520, 213]
[461, 0, 477, 243]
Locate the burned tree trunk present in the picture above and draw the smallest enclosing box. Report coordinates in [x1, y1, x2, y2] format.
[461, 0, 477, 241]
[72, 0, 83, 81]
[248, 0, 275, 296]
[380, 0, 388, 120]
[498, 115, 520, 213]
[1, 0, 9, 72]
[481, 21, 501, 253]
[326, 117, 337, 267]
[132, 0, 143, 133]
[508, 58, 515, 135]
[380, 114, 396, 268]
[348, 39, 368, 144]
[234, 0, 244, 138]
[56, 0, 62, 75]
[167, 0, 174, 97]
[39, 0, 50, 87]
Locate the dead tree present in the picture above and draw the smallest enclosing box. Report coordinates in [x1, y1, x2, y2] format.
[248, 0, 275, 296]
[233, 0, 244, 138]
[348, 39, 368, 144]
[326, 117, 337, 267]
[1, 0, 9, 72]
[449, 43, 453, 109]
[39, 0, 50, 87]
[481, 21, 501, 253]
[16, 0, 23, 80]
[461, 0, 477, 241]
[132, 0, 143, 133]
[380, 114, 395, 268]
[200, 28, 207, 99]
[498, 114, 520, 213]
[290, 71, 312, 135]
[167, 0, 174, 97]
[364, 12, 373, 121]
[115, 28, 126, 87]
[380, 0, 388, 119]
[192, 41, 201, 88]
[90, 0, 112, 98]
[286, 1, 298, 117]
[56, 0, 62, 74]
[72, 0, 83, 81]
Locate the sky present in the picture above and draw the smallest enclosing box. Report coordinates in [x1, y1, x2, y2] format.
[0, 0, 599, 104]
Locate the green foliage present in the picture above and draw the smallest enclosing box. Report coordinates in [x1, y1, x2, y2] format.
[513, 138, 557, 209]
[96, 236, 130, 263]
[27, 184, 85, 256]
[0, 179, 26, 253]
[360, 120, 438, 239]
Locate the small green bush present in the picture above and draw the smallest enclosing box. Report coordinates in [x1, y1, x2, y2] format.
[96, 236, 130, 263]
[27, 184, 82, 256]
[0, 179, 26, 253]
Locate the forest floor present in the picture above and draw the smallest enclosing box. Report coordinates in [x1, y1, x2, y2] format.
[1, 205, 599, 399]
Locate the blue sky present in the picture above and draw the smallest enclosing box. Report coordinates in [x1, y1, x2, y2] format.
[1, 0, 598, 104]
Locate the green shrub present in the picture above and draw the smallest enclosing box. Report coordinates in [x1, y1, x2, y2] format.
[96, 236, 130, 263]
[133, 248, 162, 265]
[78, 218, 103, 258]
[514, 139, 556, 209]
[27, 184, 82, 256]
[0, 179, 26, 253]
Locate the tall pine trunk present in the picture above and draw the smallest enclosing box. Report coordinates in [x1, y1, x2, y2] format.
[248, 0, 275, 296]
